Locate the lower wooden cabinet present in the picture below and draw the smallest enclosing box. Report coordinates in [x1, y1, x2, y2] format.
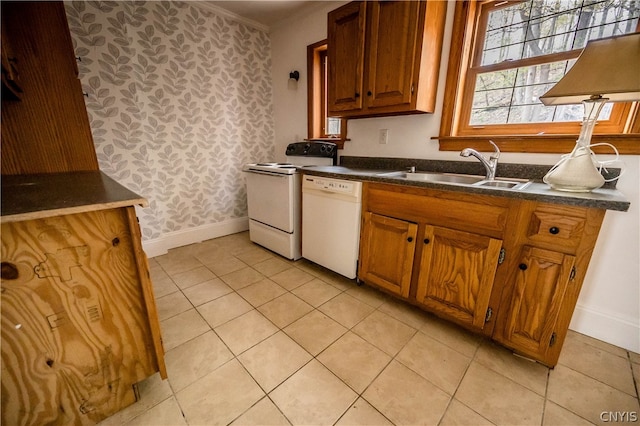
[359, 212, 417, 297]
[1, 207, 165, 425]
[358, 182, 606, 367]
[491, 203, 604, 366]
[497, 246, 576, 361]
[415, 225, 502, 330]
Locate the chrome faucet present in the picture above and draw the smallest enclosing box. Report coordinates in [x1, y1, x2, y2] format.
[460, 140, 500, 180]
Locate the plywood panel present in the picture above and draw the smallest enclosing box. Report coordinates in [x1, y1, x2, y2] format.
[1, 208, 159, 425]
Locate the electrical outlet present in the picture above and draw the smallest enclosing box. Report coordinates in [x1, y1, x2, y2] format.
[379, 129, 389, 144]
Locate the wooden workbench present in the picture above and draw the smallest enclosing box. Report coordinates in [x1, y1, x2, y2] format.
[1, 171, 166, 425]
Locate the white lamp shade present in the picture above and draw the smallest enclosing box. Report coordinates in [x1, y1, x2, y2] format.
[539, 32, 640, 106]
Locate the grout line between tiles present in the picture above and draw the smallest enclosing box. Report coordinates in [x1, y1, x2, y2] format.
[148, 235, 638, 426]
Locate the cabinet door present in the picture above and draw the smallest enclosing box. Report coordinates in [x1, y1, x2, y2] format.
[359, 212, 417, 297]
[500, 246, 575, 361]
[364, 1, 421, 109]
[328, 1, 366, 113]
[416, 225, 502, 329]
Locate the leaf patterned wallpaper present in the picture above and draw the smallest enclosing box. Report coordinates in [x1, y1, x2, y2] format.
[64, 1, 275, 241]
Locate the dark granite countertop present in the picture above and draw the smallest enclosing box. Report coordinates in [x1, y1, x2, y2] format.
[1, 171, 148, 223]
[299, 157, 630, 212]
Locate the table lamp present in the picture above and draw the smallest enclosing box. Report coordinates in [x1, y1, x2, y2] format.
[539, 32, 640, 192]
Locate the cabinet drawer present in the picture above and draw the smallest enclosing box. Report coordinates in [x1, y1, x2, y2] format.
[366, 183, 510, 238]
[526, 205, 587, 251]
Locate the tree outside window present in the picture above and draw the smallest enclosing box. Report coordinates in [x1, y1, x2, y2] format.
[439, 0, 640, 153]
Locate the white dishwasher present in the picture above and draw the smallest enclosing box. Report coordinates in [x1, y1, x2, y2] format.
[302, 175, 362, 279]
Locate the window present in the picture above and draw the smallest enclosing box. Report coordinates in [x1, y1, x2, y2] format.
[307, 40, 347, 147]
[439, 0, 640, 154]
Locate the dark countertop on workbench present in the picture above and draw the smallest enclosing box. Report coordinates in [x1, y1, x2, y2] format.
[299, 156, 630, 212]
[1, 171, 147, 222]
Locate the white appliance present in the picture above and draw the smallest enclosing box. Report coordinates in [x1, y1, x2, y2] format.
[243, 142, 336, 260]
[302, 175, 362, 279]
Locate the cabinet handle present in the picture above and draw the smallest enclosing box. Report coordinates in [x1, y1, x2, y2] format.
[424, 238, 430, 244]
[367, 91, 372, 96]
[355, 92, 360, 98]
[519, 263, 528, 271]
[407, 237, 413, 243]
[549, 226, 560, 234]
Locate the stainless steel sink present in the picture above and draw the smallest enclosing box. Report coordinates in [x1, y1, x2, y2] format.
[379, 171, 485, 185]
[473, 178, 532, 190]
[379, 171, 531, 190]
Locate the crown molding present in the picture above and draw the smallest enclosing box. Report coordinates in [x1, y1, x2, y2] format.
[191, 1, 271, 33]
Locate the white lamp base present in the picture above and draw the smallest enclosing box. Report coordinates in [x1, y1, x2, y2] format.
[543, 98, 608, 193]
[544, 146, 605, 192]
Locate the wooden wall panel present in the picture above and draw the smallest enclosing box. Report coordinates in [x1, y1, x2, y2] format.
[1, 1, 98, 175]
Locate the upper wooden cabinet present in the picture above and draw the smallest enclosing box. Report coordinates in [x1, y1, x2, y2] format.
[327, 1, 366, 113]
[1, 1, 98, 175]
[327, 0, 447, 118]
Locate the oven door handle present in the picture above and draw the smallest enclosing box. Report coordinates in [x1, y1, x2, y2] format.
[244, 170, 291, 178]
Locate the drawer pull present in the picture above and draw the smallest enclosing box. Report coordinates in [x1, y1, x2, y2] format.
[407, 237, 413, 243]
[424, 238, 430, 244]
[549, 227, 560, 235]
[112, 237, 120, 247]
[519, 263, 528, 271]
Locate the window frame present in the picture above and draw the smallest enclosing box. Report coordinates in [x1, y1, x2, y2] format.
[307, 39, 348, 148]
[437, 1, 640, 154]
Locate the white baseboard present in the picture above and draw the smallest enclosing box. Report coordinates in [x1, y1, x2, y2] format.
[142, 217, 249, 258]
[570, 303, 639, 353]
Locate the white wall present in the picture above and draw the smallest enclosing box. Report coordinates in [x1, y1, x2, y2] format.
[271, 1, 640, 352]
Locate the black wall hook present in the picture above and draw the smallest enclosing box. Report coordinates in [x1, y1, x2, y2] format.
[289, 70, 300, 81]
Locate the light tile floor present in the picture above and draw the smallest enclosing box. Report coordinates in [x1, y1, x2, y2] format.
[101, 232, 640, 426]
